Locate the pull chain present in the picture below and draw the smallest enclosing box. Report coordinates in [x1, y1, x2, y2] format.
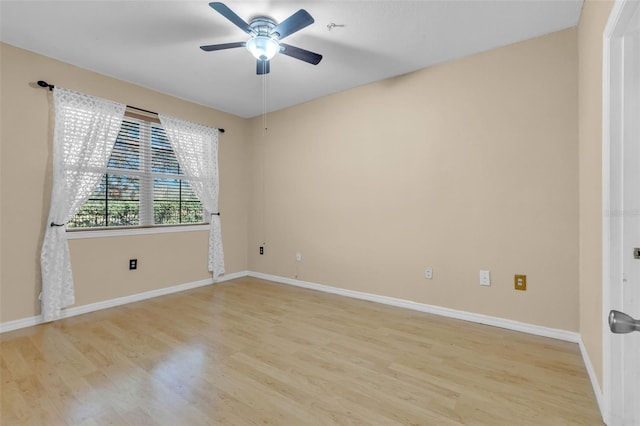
[262, 72, 268, 132]
[261, 71, 268, 248]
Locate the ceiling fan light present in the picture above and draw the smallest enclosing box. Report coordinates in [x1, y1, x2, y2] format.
[246, 36, 280, 61]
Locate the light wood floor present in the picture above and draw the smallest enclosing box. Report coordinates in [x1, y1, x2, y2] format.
[1, 277, 602, 425]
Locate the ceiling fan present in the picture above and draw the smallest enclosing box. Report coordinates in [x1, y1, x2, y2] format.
[200, 2, 323, 75]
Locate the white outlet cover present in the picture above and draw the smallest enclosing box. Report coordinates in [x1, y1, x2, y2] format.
[425, 268, 433, 279]
[480, 270, 491, 286]
[295, 252, 302, 262]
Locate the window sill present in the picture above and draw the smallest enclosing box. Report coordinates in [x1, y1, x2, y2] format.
[66, 224, 209, 240]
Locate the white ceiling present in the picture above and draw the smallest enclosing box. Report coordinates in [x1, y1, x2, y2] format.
[1, 0, 583, 118]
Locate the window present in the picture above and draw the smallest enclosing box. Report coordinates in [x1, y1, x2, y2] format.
[68, 116, 207, 229]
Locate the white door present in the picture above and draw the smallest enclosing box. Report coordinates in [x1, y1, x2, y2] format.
[603, 1, 640, 425]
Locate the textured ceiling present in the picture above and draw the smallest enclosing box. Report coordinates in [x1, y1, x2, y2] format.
[0, 1, 583, 118]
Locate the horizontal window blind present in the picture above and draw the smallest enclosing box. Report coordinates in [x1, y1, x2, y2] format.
[68, 116, 207, 228]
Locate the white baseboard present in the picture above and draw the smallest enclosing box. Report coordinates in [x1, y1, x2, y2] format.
[0, 269, 581, 344]
[248, 271, 581, 343]
[578, 337, 604, 417]
[0, 270, 249, 333]
[0, 315, 42, 333]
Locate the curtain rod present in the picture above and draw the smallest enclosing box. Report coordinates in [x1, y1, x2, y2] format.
[37, 80, 225, 133]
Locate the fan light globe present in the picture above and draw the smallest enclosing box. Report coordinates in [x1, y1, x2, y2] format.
[246, 36, 280, 61]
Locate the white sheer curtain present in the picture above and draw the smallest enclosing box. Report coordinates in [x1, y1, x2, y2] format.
[40, 88, 126, 321]
[158, 114, 225, 279]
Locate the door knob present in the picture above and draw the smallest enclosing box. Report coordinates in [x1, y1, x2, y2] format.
[609, 310, 640, 334]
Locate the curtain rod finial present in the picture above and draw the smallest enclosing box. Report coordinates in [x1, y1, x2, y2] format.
[37, 80, 54, 91]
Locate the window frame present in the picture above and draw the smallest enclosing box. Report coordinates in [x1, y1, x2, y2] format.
[66, 223, 210, 239]
[66, 113, 209, 235]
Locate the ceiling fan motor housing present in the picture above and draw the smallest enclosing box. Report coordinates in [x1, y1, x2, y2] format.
[249, 17, 276, 36]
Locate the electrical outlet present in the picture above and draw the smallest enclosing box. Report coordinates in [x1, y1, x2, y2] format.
[479, 270, 491, 286]
[259, 246, 264, 255]
[129, 259, 137, 270]
[515, 274, 527, 291]
[425, 268, 433, 279]
[295, 252, 302, 262]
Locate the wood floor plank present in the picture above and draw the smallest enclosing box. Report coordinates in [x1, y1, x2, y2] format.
[1, 277, 603, 425]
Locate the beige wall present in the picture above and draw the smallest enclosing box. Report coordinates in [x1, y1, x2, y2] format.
[248, 29, 580, 331]
[578, 0, 615, 391]
[0, 43, 250, 323]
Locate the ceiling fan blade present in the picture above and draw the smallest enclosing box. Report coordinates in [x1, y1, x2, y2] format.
[209, 2, 253, 35]
[270, 9, 314, 40]
[257, 60, 270, 75]
[279, 43, 322, 65]
[200, 41, 246, 52]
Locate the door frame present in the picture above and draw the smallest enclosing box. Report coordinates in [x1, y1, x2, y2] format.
[602, 0, 640, 424]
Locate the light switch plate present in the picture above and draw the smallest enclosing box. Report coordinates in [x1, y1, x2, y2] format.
[480, 270, 491, 286]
